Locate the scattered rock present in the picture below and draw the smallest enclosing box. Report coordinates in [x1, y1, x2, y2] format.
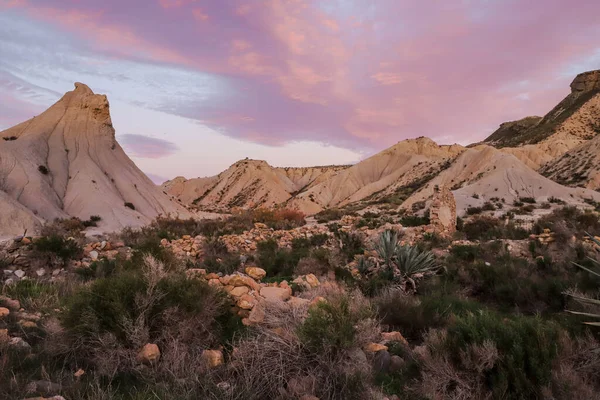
[373, 350, 391, 373]
[0, 307, 9, 318]
[18, 320, 37, 329]
[245, 266, 266, 281]
[389, 355, 405, 373]
[364, 343, 388, 353]
[14, 269, 25, 278]
[201, 349, 224, 368]
[136, 343, 160, 364]
[74, 368, 85, 378]
[260, 286, 291, 302]
[9, 336, 31, 350]
[89, 250, 99, 261]
[381, 331, 408, 346]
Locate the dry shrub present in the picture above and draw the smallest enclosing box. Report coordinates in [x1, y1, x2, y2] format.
[53, 256, 237, 380]
[225, 291, 379, 400]
[550, 332, 600, 399]
[416, 329, 498, 400]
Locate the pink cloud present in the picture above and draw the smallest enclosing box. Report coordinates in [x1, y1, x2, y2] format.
[4, 0, 600, 150]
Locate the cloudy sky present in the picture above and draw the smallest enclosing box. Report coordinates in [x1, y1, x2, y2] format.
[1, 0, 599, 183]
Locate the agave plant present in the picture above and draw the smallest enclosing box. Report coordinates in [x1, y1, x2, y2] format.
[394, 244, 438, 277]
[565, 233, 600, 327]
[376, 229, 399, 269]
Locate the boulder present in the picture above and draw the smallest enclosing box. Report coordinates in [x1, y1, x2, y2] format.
[237, 294, 257, 310]
[245, 266, 266, 281]
[364, 343, 388, 353]
[381, 331, 408, 346]
[260, 286, 291, 302]
[136, 343, 160, 364]
[229, 286, 250, 297]
[201, 349, 224, 368]
[373, 350, 391, 373]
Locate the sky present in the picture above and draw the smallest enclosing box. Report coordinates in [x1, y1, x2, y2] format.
[1, 0, 599, 183]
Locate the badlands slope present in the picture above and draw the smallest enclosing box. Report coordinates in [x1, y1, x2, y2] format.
[162, 160, 349, 211]
[0, 83, 190, 236]
[288, 138, 465, 214]
[485, 70, 600, 170]
[540, 133, 600, 190]
[402, 145, 600, 215]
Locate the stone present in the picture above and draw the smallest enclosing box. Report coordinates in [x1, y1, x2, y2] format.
[304, 273, 320, 287]
[429, 185, 457, 235]
[237, 294, 257, 310]
[36, 268, 46, 277]
[248, 302, 265, 324]
[287, 296, 310, 308]
[260, 286, 291, 302]
[136, 343, 160, 364]
[0, 307, 9, 318]
[14, 269, 25, 278]
[9, 336, 31, 350]
[245, 266, 266, 281]
[230, 286, 250, 297]
[389, 355, 405, 373]
[20, 237, 32, 245]
[89, 250, 99, 261]
[201, 349, 224, 368]
[205, 272, 220, 280]
[381, 331, 408, 346]
[18, 320, 37, 329]
[373, 350, 391, 373]
[364, 343, 388, 353]
[74, 368, 85, 378]
[228, 274, 260, 291]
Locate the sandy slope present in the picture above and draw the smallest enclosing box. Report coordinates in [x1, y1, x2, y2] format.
[402, 145, 600, 215]
[162, 161, 349, 211]
[540, 133, 600, 190]
[0, 83, 190, 235]
[288, 138, 465, 214]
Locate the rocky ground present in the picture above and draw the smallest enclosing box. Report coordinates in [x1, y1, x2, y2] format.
[1, 201, 600, 399]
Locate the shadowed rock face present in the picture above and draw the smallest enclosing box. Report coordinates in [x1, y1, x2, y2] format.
[0, 83, 190, 236]
[571, 70, 600, 93]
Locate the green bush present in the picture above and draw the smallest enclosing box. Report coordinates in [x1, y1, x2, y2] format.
[62, 266, 236, 346]
[298, 295, 373, 354]
[315, 208, 345, 223]
[463, 216, 529, 241]
[444, 311, 560, 399]
[32, 235, 82, 263]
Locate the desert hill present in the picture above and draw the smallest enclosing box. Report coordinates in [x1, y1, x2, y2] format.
[287, 138, 465, 214]
[162, 160, 349, 211]
[482, 70, 600, 170]
[540, 132, 600, 190]
[401, 145, 600, 215]
[0, 83, 190, 236]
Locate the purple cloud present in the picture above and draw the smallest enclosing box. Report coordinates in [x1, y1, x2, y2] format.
[119, 134, 179, 159]
[2, 0, 600, 151]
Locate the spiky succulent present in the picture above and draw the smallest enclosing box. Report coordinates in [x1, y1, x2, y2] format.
[394, 244, 438, 277]
[376, 229, 399, 269]
[566, 233, 600, 327]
